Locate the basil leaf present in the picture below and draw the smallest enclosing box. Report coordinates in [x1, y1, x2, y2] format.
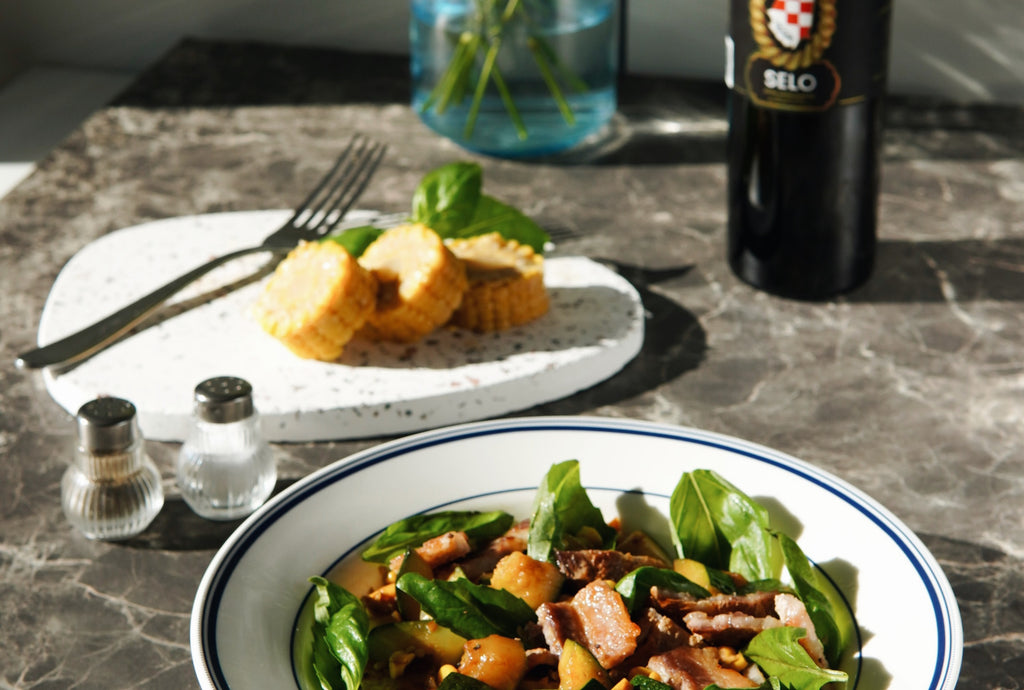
[777, 532, 854, 668]
[311, 633, 342, 690]
[669, 470, 782, 581]
[455, 194, 549, 254]
[631, 676, 675, 690]
[362, 510, 514, 564]
[411, 161, 483, 235]
[396, 572, 536, 640]
[614, 566, 710, 616]
[527, 459, 616, 563]
[309, 576, 370, 690]
[745, 627, 848, 690]
[322, 225, 386, 257]
[438, 672, 492, 690]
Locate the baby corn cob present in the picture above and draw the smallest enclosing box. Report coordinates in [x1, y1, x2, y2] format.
[358, 223, 468, 342]
[252, 240, 377, 361]
[446, 232, 548, 332]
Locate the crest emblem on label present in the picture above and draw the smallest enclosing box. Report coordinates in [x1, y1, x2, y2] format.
[766, 0, 816, 50]
[744, 0, 839, 111]
[730, 0, 891, 112]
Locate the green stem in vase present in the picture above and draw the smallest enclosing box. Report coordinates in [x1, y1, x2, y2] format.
[527, 36, 575, 126]
[422, 0, 591, 142]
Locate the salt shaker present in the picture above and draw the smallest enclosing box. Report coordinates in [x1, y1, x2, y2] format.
[61, 397, 164, 540]
[176, 376, 275, 520]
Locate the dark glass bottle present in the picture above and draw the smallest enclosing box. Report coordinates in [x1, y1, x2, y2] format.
[726, 0, 892, 300]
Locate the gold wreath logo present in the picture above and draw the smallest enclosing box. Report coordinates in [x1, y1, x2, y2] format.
[750, 0, 837, 70]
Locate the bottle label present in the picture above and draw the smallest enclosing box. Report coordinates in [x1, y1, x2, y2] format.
[729, 0, 891, 112]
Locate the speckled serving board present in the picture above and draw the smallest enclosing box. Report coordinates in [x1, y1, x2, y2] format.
[37, 210, 644, 442]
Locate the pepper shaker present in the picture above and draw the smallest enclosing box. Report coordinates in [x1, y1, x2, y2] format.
[61, 397, 164, 540]
[176, 376, 276, 520]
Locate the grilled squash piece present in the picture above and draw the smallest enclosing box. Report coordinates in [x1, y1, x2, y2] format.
[446, 232, 548, 332]
[358, 223, 468, 342]
[253, 240, 377, 360]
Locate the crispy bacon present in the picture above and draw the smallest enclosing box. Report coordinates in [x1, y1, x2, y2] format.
[774, 593, 828, 668]
[554, 549, 669, 583]
[536, 579, 641, 669]
[652, 588, 778, 621]
[683, 610, 782, 648]
[646, 647, 759, 689]
[457, 520, 530, 580]
[621, 607, 691, 671]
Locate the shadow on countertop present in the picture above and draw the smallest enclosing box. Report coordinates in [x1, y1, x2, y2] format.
[525, 260, 707, 415]
[849, 237, 1024, 303]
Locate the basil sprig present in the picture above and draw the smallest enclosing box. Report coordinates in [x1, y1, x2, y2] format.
[669, 469, 782, 581]
[325, 161, 550, 257]
[411, 162, 550, 254]
[527, 459, 617, 563]
[361, 509, 513, 565]
[396, 572, 535, 640]
[308, 576, 370, 690]
[744, 627, 848, 690]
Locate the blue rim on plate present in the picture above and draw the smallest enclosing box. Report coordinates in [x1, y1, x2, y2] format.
[190, 416, 964, 689]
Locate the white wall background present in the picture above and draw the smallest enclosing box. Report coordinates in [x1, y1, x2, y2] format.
[2, 0, 1024, 104]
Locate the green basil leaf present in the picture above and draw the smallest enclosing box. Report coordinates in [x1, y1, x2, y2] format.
[362, 510, 514, 564]
[631, 676, 675, 690]
[669, 470, 782, 581]
[777, 532, 854, 668]
[309, 576, 370, 690]
[322, 225, 386, 257]
[411, 161, 483, 235]
[455, 194, 550, 254]
[527, 459, 616, 563]
[614, 566, 710, 616]
[396, 572, 536, 640]
[311, 632, 342, 690]
[438, 671, 492, 690]
[746, 627, 847, 690]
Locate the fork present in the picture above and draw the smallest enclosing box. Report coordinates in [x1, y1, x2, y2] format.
[16, 135, 388, 370]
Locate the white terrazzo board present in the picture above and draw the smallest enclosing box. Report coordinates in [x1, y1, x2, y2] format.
[37, 210, 645, 442]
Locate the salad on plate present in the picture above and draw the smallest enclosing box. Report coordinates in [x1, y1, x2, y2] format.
[298, 460, 854, 690]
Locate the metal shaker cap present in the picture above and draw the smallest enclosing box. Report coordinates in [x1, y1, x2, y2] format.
[193, 376, 254, 423]
[77, 397, 139, 452]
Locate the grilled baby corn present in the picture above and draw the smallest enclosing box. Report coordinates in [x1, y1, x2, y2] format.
[358, 223, 469, 342]
[446, 232, 548, 332]
[252, 240, 377, 360]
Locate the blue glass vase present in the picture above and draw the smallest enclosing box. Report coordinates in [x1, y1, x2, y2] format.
[410, 0, 619, 158]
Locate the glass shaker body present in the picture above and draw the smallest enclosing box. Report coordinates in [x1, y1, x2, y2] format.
[176, 377, 275, 520]
[61, 398, 164, 540]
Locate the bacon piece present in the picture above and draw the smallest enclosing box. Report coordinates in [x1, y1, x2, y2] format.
[682, 610, 782, 648]
[774, 593, 828, 668]
[646, 647, 758, 689]
[554, 549, 669, 583]
[620, 608, 690, 671]
[457, 520, 530, 580]
[652, 588, 778, 622]
[536, 580, 641, 669]
[389, 531, 473, 572]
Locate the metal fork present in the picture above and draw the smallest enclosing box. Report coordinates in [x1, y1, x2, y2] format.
[16, 135, 388, 370]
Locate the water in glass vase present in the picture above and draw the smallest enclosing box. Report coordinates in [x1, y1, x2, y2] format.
[411, 0, 618, 158]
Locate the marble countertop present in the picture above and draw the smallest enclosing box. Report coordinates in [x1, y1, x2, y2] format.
[2, 39, 1022, 688]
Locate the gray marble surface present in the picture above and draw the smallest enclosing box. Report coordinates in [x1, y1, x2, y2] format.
[2, 39, 1022, 688]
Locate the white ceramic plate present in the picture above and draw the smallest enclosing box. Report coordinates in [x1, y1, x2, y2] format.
[37, 210, 643, 442]
[190, 417, 963, 690]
